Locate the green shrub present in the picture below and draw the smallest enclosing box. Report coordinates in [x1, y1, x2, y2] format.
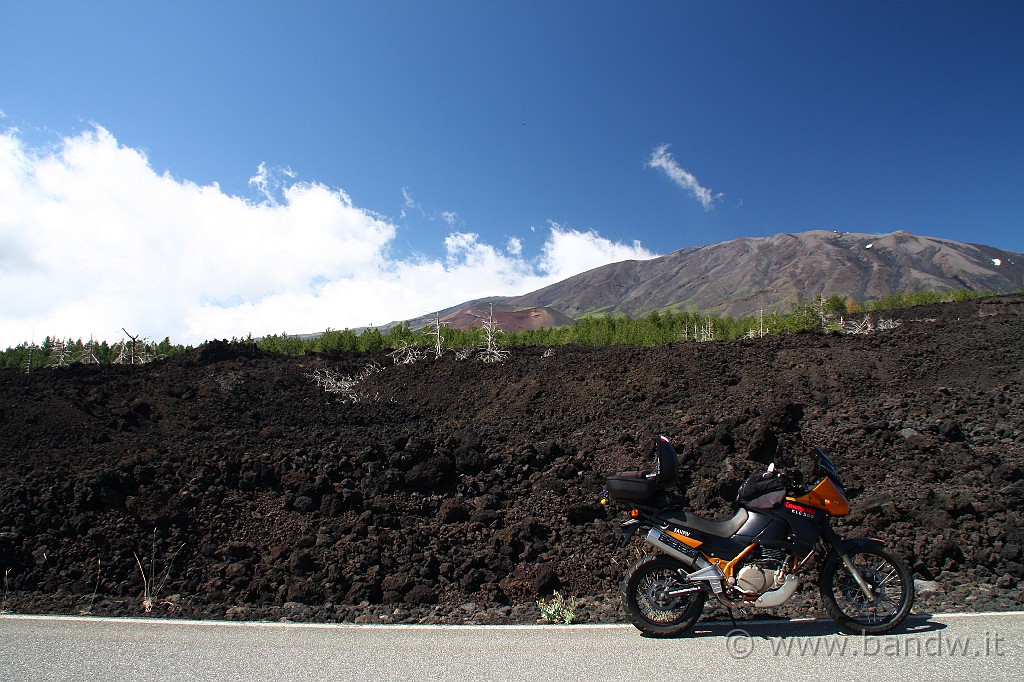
[537, 591, 578, 624]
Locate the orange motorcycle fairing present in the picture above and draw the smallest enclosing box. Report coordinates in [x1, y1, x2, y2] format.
[787, 476, 850, 517]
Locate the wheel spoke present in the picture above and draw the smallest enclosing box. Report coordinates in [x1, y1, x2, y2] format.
[878, 567, 898, 585]
[821, 545, 913, 635]
[631, 564, 699, 625]
[832, 550, 907, 624]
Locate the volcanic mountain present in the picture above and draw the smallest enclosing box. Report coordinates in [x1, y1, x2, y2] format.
[423, 230, 1023, 326]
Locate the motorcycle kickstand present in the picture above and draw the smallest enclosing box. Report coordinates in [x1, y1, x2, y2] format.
[726, 606, 737, 629]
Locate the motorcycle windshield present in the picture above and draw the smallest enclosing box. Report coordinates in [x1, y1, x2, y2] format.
[815, 447, 846, 493]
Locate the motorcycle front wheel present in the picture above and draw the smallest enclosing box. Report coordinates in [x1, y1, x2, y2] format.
[621, 553, 705, 637]
[819, 544, 914, 635]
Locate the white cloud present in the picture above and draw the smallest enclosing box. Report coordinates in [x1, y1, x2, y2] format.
[440, 210, 460, 227]
[506, 236, 523, 256]
[248, 162, 297, 206]
[0, 125, 658, 346]
[400, 186, 422, 219]
[539, 222, 656, 280]
[646, 144, 722, 210]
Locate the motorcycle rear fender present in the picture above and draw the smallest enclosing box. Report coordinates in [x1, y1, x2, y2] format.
[617, 519, 642, 548]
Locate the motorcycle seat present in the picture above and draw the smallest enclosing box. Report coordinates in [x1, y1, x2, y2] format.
[669, 508, 750, 538]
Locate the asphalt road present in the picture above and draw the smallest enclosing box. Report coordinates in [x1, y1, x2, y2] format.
[1, 611, 1020, 681]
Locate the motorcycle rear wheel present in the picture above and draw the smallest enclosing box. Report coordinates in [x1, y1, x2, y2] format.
[819, 544, 914, 635]
[621, 553, 705, 637]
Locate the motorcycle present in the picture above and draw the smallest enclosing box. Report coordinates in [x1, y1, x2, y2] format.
[601, 435, 914, 637]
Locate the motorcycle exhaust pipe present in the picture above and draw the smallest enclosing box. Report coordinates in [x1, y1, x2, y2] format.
[646, 528, 715, 571]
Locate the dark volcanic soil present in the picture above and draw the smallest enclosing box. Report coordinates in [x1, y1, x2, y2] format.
[1, 296, 1023, 625]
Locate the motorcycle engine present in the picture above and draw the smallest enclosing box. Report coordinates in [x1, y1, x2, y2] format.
[734, 547, 789, 595]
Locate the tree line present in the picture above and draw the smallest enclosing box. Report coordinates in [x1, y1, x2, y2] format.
[0, 288, 999, 369]
[255, 289, 996, 354]
[1, 336, 188, 371]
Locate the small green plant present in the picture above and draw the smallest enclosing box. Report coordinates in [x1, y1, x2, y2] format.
[2, 567, 10, 612]
[133, 539, 184, 614]
[537, 591, 577, 624]
[78, 559, 102, 616]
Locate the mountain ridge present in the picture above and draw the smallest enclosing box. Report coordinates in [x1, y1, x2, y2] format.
[418, 230, 1022, 329]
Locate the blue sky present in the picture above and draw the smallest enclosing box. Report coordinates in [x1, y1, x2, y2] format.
[1, 2, 1022, 345]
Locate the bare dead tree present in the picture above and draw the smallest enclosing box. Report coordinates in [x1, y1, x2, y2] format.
[695, 316, 715, 343]
[308, 363, 383, 403]
[843, 315, 875, 335]
[48, 338, 72, 368]
[842, 314, 901, 335]
[112, 329, 156, 365]
[123, 328, 140, 365]
[427, 313, 445, 359]
[758, 291, 768, 338]
[25, 342, 36, 373]
[75, 337, 101, 365]
[745, 307, 769, 339]
[112, 337, 131, 365]
[388, 341, 422, 365]
[479, 303, 510, 363]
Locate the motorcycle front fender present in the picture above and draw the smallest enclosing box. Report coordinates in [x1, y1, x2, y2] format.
[835, 536, 887, 554]
[820, 533, 889, 601]
[819, 522, 886, 555]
